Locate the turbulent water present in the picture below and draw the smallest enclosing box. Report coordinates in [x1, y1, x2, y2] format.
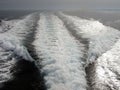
[0, 12, 120, 90]
[33, 13, 87, 90]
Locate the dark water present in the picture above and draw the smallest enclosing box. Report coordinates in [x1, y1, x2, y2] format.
[0, 60, 43, 90]
[0, 10, 38, 20]
[64, 10, 120, 30]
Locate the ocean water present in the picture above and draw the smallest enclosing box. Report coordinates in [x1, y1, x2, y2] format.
[0, 10, 120, 90]
[64, 10, 120, 30]
[1, 10, 120, 26]
[0, 10, 38, 20]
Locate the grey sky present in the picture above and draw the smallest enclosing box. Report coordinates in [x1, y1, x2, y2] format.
[0, 0, 120, 10]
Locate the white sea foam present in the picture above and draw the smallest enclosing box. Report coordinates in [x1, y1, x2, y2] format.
[0, 19, 20, 33]
[92, 39, 120, 90]
[57, 12, 120, 64]
[33, 13, 87, 90]
[0, 13, 36, 84]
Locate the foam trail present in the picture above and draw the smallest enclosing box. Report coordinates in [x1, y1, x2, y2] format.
[0, 39, 34, 62]
[0, 19, 20, 33]
[0, 47, 15, 85]
[57, 12, 120, 64]
[0, 13, 37, 61]
[0, 13, 36, 85]
[5, 13, 38, 41]
[91, 39, 120, 90]
[33, 13, 87, 90]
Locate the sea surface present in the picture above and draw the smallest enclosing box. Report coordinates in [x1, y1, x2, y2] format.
[0, 10, 39, 20]
[64, 9, 120, 30]
[0, 10, 120, 90]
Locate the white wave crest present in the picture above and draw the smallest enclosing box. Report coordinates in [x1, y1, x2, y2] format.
[91, 39, 120, 90]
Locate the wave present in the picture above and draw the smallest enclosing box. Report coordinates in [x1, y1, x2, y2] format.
[33, 13, 87, 90]
[0, 19, 20, 33]
[57, 12, 120, 65]
[0, 38, 34, 62]
[0, 13, 37, 61]
[57, 12, 120, 90]
[0, 13, 36, 85]
[91, 39, 120, 90]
